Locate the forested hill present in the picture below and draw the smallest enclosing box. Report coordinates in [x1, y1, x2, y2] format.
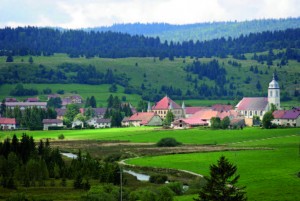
[90, 18, 300, 42]
[0, 27, 300, 58]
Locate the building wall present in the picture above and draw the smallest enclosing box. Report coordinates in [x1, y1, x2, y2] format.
[147, 116, 163, 126]
[43, 123, 63, 130]
[0, 124, 16, 130]
[153, 109, 184, 120]
[245, 118, 253, 126]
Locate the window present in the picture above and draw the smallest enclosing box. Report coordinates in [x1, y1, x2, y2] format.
[250, 111, 252, 116]
[245, 111, 247, 115]
[276, 91, 279, 97]
[270, 91, 273, 97]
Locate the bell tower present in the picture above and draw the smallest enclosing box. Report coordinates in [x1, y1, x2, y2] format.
[268, 74, 280, 109]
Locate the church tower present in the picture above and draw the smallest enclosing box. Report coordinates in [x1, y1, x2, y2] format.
[268, 74, 280, 109]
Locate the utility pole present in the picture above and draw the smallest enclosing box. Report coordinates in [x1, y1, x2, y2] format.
[120, 166, 122, 201]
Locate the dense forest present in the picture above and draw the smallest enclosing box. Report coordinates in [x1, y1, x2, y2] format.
[90, 18, 300, 42]
[0, 27, 300, 58]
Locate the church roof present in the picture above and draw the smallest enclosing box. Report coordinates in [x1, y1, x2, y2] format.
[152, 96, 181, 110]
[236, 97, 268, 111]
[268, 74, 279, 89]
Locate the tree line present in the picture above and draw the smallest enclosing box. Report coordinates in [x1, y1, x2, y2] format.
[0, 27, 300, 58]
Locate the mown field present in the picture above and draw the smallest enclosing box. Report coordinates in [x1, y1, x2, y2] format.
[0, 127, 300, 200]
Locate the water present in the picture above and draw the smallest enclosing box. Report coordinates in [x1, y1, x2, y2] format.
[123, 170, 150, 181]
[61, 152, 78, 159]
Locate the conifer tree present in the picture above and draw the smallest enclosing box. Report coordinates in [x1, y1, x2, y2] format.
[195, 156, 247, 201]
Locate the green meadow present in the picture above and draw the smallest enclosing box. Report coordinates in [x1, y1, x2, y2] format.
[125, 129, 300, 201]
[1, 127, 300, 200]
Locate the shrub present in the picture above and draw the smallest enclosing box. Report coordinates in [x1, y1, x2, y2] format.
[167, 182, 183, 195]
[58, 134, 65, 140]
[156, 137, 182, 147]
[149, 174, 168, 184]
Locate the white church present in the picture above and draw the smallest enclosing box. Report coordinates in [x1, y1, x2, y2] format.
[235, 74, 280, 126]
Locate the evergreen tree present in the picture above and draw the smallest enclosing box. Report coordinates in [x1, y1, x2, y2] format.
[89, 96, 97, 108]
[195, 156, 247, 201]
[0, 99, 6, 116]
[6, 55, 13, 62]
[107, 95, 114, 108]
[85, 97, 90, 108]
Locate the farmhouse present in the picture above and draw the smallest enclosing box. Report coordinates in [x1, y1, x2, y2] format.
[72, 119, 84, 128]
[25, 97, 39, 102]
[0, 118, 17, 130]
[172, 118, 208, 129]
[42, 119, 63, 130]
[126, 112, 162, 126]
[272, 108, 300, 127]
[86, 118, 111, 128]
[236, 74, 280, 126]
[149, 96, 184, 120]
[5, 97, 17, 102]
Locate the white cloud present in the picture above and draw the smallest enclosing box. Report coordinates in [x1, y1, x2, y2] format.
[0, 0, 299, 28]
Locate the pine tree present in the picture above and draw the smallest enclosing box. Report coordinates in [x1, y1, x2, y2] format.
[195, 156, 247, 201]
[90, 96, 96, 108]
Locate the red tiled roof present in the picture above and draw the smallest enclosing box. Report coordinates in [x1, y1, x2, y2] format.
[236, 97, 268, 111]
[0, 118, 16, 124]
[179, 118, 208, 126]
[129, 112, 156, 125]
[217, 110, 238, 120]
[42, 119, 63, 124]
[192, 110, 218, 120]
[272, 110, 286, 119]
[185, 107, 209, 115]
[212, 104, 233, 112]
[152, 96, 181, 110]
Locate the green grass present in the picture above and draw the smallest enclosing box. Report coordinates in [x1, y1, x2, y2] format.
[0, 53, 299, 108]
[126, 135, 300, 201]
[1, 127, 299, 144]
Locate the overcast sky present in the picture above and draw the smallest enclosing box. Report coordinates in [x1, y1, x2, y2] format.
[1, 0, 299, 28]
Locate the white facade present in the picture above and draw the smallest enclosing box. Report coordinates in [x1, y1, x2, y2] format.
[268, 74, 280, 109]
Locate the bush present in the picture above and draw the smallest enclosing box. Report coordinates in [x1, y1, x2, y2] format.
[149, 174, 168, 184]
[58, 134, 65, 140]
[166, 182, 183, 195]
[156, 137, 182, 147]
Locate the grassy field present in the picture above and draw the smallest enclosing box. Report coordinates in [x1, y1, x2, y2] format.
[1, 127, 300, 200]
[0, 53, 299, 108]
[126, 131, 300, 201]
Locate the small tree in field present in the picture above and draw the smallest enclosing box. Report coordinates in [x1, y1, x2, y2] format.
[262, 111, 274, 129]
[163, 110, 175, 127]
[195, 156, 247, 201]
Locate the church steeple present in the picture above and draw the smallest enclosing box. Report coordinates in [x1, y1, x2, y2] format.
[181, 101, 185, 109]
[147, 101, 151, 112]
[268, 73, 280, 109]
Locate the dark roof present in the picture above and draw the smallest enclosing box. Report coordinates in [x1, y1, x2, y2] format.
[212, 104, 233, 112]
[93, 108, 106, 115]
[236, 97, 268, 111]
[43, 119, 63, 124]
[96, 118, 111, 123]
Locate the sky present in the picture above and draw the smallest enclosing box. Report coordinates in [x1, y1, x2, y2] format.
[1, 0, 299, 29]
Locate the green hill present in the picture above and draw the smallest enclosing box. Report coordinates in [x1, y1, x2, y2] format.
[0, 52, 299, 108]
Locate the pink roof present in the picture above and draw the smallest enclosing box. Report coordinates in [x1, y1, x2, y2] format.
[26, 97, 39, 102]
[180, 118, 208, 126]
[129, 112, 156, 125]
[272, 110, 286, 119]
[192, 110, 218, 120]
[212, 104, 233, 112]
[152, 96, 181, 110]
[5, 102, 47, 107]
[42, 119, 63, 124]
[236, 97, 268, 111]
[0, 118, 16, 124]
[217, 110, 238, 120]
[282, 109, 300, 119]
[185, 107, 210, 115]
[5, 98, 17, 102]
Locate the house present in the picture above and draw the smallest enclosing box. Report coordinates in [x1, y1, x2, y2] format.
[236, 74, 280, 126]
[121, 117, 131, 127]
[172, 118, 208, 129]
[72, 119, 84, 128]
[149, 96, 184, 120]
[26, 97, 39, 102]
[212, 104, 233, 112]
[0, 118, 17, 130]
[5, 97, 17, 102]
[80, 108, 107, 118]
[86, 118, 111, 128]
[184, 107, 210, 118]
[42, 119, 63, 130]
[5, 102, 47, 110]
[47, 94, 59, 100]
[191, 110, 219, 126]
[55, 108, 66, 120]
[273, 108, 300, 127]
[62, 98, 72, 108]
[126, 112, 162, 127]
[71, 95, 82, 104]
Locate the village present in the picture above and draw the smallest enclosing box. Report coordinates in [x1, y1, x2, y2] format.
[0, 75, 299, 130]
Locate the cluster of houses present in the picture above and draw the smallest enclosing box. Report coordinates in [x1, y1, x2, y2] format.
[0, 75, 299, 130]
